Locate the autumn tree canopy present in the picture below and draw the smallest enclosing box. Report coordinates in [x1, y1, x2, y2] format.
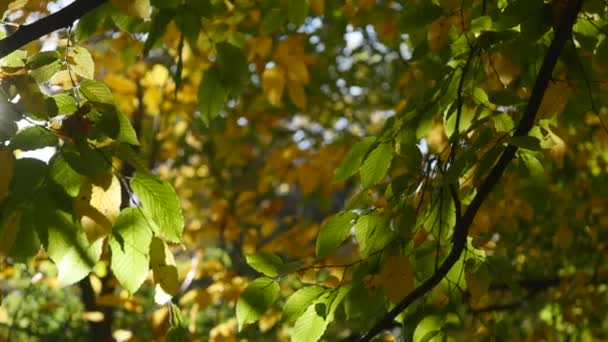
[0, 0, 606, 340]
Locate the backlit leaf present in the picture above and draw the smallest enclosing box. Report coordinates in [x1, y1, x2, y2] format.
[9, 126, 58, 151]
[246, 252, 284, 277]
[110, 208, 153, 294]
[198, 67, 229, 125]
[236, 277, 280, 330]
[68, 46, 95, 79]
[334, 137, 375, 182]
[80, 79, 114, 105]
[131, 173, 184, 243]
[150, 237, 180, 297]
[262, 66, 285, 107]
[316, 211, 357, 259]
[74, 176, 122, 242]
[283, 286, 325, 323]
[360, 142, 394, 188]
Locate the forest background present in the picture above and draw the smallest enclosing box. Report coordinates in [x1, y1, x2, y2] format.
[0, 0, 605, 341]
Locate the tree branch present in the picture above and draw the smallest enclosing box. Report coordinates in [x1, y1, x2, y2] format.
[0, 0, 107, 59]
[358, 1, 584, 340]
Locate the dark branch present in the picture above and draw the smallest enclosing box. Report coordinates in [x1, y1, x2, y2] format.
[0, 0, 107, 59]
[357, 1, 584, 340]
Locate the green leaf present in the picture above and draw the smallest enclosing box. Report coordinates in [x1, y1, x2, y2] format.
[413, 316, 444, 342]
[88, 106, 120, 140]
[0, 50, 26, 68]
[236, 277, 280, 330]
[425, 191, 456, 241]
[110, 208, 153, 293]
[80, 79, 114, 105]
[49, 153, 86, 197]
[8, 158, 48, 204]
[109, 143, 150, 175]
[245, 251, 284, 277]
[27, 51, 61, 83]
[283, 286, 325, 323]
[509, 136, 542, 151]
[9, 126, 58, 151]
[288, 0, 309, 27]
[175, 7, 200, 47]
[38, 209, 102, 286]
[69, 46, 95, 79]
[334, 137, 375, 182]
[494, 112, 515, 132]
[260, 9, 286, 35]
[520, 151, 544, 176]
[143, 9, 174, 55]
[111, 0, 150, 18]
[116, 110, 140, 145]
[57, 238, 103, 286]
[198, 67, 229, 126]
[130, 173, 184, 242]
[9, 206, 40, 262]
[51, 94, 78, 115]
[166, 325, 188, 342]
[75, 3, 109, 40]
[470, 16, 492, 33]
[354, 211, 394, 257]
[315, 211, 357, 259]
[343, 281, 386, 328]
[473, 87, 490, 106]
[360, 142, 394, 188]
[291, 301, 329, 342]
[291, 286, 350, 342]
[216, 42, 248, 97]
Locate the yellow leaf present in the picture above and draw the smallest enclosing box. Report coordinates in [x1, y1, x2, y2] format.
[13, 75, 47, 117]
[143, 87, 162, 114]
[103, 74, 137, 94]
[83, 311, 105, 322]
[310, 0, 324, 15]
[142, 64, 170, 87]
[287, 79, 307, 109]
[537, 78, 572, 118]
[111, 0, 150, 19]
[553, 226, 573, 250]
[0, 210, 21, 257]
[49, 70, 75, 89]
[0, 149, 14, 204]
[150, 237, 180, 297]
[465, 264, 491, 306]
[6, 0, 27, 12]
[247, 36, 273, 60]
[549, 129, 566, 167]
[74, 176, 121, 242]
[286, 60, 309, 84]
[297, 163, 319, 193]
[378, 255, 415, 303]
[153, 264, 180, 296]
[426, 123, 448, 153]
[427, 16, 451, 51]
[258, 308, 281, 332]
[484, 51, 520, 88]
[262, 67, 285, 107]
[210, 318, 237, 342]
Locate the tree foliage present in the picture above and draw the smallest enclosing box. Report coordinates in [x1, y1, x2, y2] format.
[0, 0, 607, 341]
